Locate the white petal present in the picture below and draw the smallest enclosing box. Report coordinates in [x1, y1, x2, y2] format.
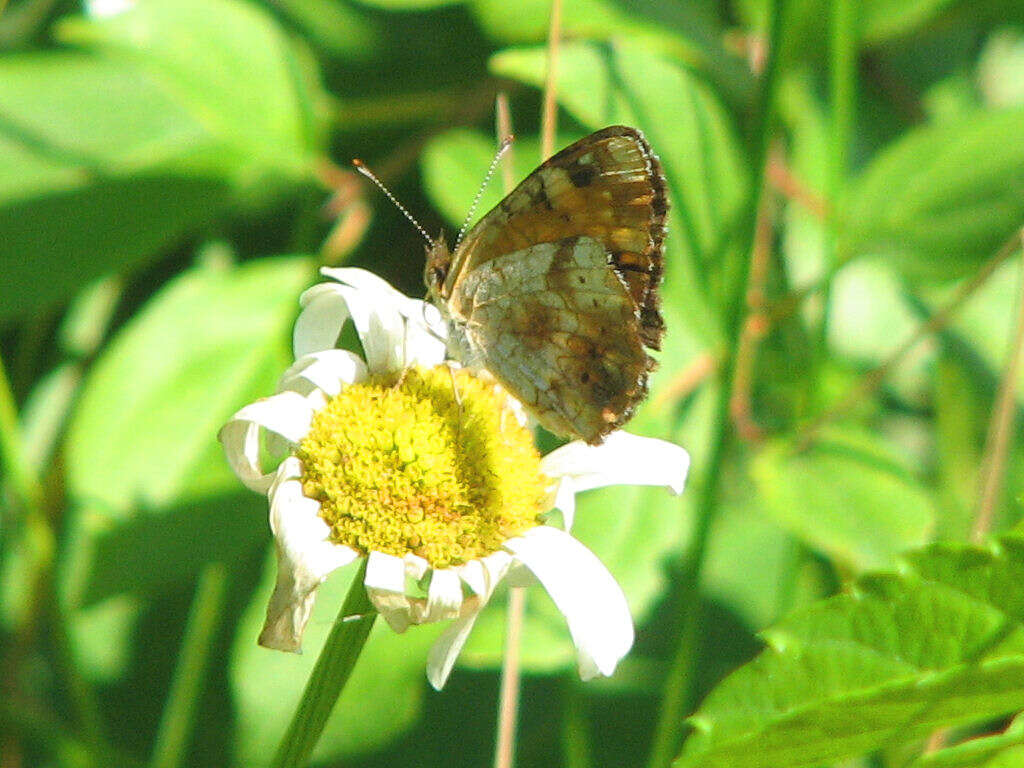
[477, 550, 514, 600]
[504, 526, 634, 680]
[218, 392, 315, 493]
[549, 478, 577, 531]
[315, 267, 447, 369]
[295, 281, 406, 373]
[423, 568, 463, 622]
[259, 461, 359, 651]
[278, 349, 367, 397]
[426, 611, 480, 690]
[541, 431, 690, 496]
[403, 553, 430, 582]
[293, 284, 352, 358]
[365, 551, 411, 632]
[458, 559, 487, 596]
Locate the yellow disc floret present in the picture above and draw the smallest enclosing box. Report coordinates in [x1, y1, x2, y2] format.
[296, 366, 547, 568]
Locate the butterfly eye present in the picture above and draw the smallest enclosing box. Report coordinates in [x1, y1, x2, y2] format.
[431, 266, 448, 286]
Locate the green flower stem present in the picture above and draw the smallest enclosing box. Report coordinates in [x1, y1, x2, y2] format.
[646, 3, 789, 767]
[150, 562, 230, 768]
[820, 0, 857, 348]
[271, 560, 376, 768]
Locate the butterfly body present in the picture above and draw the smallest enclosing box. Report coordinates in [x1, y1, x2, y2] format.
[425, 125, 668, 445]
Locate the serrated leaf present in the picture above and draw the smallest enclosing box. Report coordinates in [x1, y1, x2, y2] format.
[62, 256, 313, 608]
[231, 554, 441, 764]
[751, 430, 935, 571]
[842, 108, 1024, 281]
[676, 535, 1024, 768]
[908, 714, 1024, 767]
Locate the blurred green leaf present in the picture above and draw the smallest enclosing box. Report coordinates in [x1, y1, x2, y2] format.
[57, 0, 321, 182]
[471, 0, 693, 57]
[943, 258, 1024, 410]
[0, 0, 325, 319]
[232, 555, 441, 764]
[63, 256, 313, 607]
[827, 258, 934, 405]
[979, 29, 1024, 107]
[908, 713, 1024, 767]
[738, 0, 957, 51]
[350, 0, 460, 8]
[263, 0, 382, 60]
[677, 534, 1024, 768]
[842, 107, 1024, 281]
[860, 0, 958, 44]
[751, 430, 935, 571]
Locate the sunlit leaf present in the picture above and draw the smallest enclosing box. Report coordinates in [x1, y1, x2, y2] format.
[751, 429, 935, 571]
[842, 107, 1024, 281]
[677, 535, 1024, 768]
[0, 0, 325, 319]
[63, 256, 313, 606]
[908, 713, 1024, 767]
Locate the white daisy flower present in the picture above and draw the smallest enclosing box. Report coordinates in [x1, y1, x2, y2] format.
[219, 267, 690, 689]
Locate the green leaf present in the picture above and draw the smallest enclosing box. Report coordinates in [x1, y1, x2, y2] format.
[842, 107, 1024, 281]
[751, 430, 935, 571]
[0, 174, 232, 320]
[62, 256, 314, 607]
[57, 0, 320, 182]
[908, 714, 1024, 767]
[0, 0, 325, 319]
[350, 0, 460, 8]
[676, 535, 1024, 768]
[264, 0, 382, 60]
[231, 554, 441, 764]
[979, 29, 1024, 108]
[737, 0, 956, 50]
[470, 0, 692, 55]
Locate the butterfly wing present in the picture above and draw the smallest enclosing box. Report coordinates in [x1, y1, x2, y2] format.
[454, 236, 652, 444]
[448, 125, 668, 351]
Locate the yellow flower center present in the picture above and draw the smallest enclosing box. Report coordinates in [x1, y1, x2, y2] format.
[296, 366, 547, 568]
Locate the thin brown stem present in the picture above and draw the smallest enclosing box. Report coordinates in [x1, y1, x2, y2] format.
[495, 93, 516, 193]
[494, 587, 525, 768]
[540, 0, 561, 161]
[973, 231, 1024, 542]
[767, 152, 830, 222]
[730, 146, 780, 441]
[798, 229, 1023, 448]
[493, 87, 525, 768]
[652, 352, 718, 408]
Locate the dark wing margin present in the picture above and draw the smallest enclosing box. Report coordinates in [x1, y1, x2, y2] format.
[453, 125, 669, 353]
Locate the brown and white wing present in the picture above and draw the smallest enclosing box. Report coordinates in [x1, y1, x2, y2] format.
[455, 236, 652, 444]
[449, 125, 668, 352]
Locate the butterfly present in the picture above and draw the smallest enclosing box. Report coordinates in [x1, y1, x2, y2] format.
[424, 125, 669, 445]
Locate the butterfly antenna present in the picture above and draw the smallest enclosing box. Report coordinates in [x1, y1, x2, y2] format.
[454, 135, 515, 250]
[352, 159, 435, 248]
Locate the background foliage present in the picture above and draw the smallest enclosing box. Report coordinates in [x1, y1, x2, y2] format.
[2, 0, 1024, 766]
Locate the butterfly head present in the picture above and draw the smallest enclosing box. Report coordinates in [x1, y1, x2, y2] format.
[424, 232, 452, 301]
